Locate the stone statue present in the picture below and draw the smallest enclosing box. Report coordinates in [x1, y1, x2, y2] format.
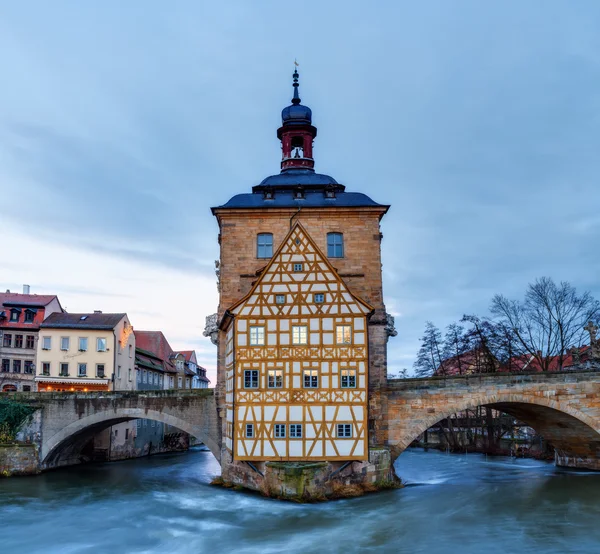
[385, 313, 398, 339]
[203, 313, 219, 345]
[585, 321, 599, 360]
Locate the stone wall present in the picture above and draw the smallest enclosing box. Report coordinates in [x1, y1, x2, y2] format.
[0, 444, 40, 476]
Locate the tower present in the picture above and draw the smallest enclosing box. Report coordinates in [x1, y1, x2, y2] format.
[211, 69, 394, 498]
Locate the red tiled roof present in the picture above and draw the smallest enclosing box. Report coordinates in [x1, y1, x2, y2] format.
[0, 292, 62, 330]
[134, 330, 177, 374]
[178, 350, 195, 362]
[0, 292, 59, 308]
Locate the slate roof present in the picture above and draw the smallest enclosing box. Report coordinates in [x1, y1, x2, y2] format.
[41, 312, 125, 330]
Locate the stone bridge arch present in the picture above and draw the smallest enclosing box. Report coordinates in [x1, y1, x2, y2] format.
[386, 374, 600, 470]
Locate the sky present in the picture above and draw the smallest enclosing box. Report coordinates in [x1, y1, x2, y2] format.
[1, 1, 600, 381]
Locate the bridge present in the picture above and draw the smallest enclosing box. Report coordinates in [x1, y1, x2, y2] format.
[6, 370, 600, 472]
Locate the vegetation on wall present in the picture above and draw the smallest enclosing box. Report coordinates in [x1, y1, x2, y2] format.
[0, 400, 36, 443]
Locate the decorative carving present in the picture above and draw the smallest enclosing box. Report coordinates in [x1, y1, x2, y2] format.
[215, 260, 221, 292]
[203, 313, 219, 346]
[585, 321, 599, 360]
[385, 313, 398, 339]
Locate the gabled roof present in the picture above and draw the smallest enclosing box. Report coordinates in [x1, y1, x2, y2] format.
[177, 350, 196, 363]
[134, 330, 177, 374]
[41, 312, 126, 330]
[221, 222, 373, 327]
[0, 292, 60, 309]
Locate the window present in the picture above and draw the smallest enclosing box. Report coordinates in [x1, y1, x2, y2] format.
[114, 429, 118, 438]
[3, 334, 11, 348]
[244, 370, 259, 389]
[41, 362, 50, 376]
[24, 361, 34, 374]
[245, 424, 254, 438]
[78, 337, 88, 351]
[117, 365, 121, 379]
[290, 424, 302, 438]
[341, 369, 357, 388]
[24, 310, 35, 323]
[275, 294, 286, 304]
[292, 326, 308, 345]
[96, 364, 105, 378]
[293, 263, 303, 272]
[128, 368, 132, 381]
[274, 424, 286, 438]
[178, 376, 183, 387]
[1, 359, 9, 373]
[257, 233, 273, 258]
[10, 310, 19, 322]
[60, 363, 69, 376]
[136, 370, 141, 383]
[97, 338, 107, 352]
[22, 385, 31, 392]
[78, 363, 87, 377]
[336, 325, 352, 345]
[314, 293, 325, 304]
[129, 344, 133, 358]
[42, 336, 51, 350]
[142, 370, 147, 383]
[125, 429, 129, 440]
[337, 424, 353, 438]
[12, 360, 21, 373]
[186, 378, 190, 388]
[303, 369, 318, 388]
[15, 335, 23, 348]
[268, 369, 283, 388]
[60, 337, 70, 351]
[26, 335, 35, 349]
[327, 232, 344, 258]
[249, 326, 265, 346]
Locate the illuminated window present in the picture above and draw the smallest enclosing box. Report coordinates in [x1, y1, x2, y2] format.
[257, 233, 273, 258]
[78, 363, 87, 377]
[303, 369, 318, 388]
[341, 369, 357, 388]
[337, 424, 352, 438]
[274, 424, 286, 438]
[314, 293, 325, 304]
[244, 370, 259, 389]
[79, 337, 88, 351]
[249, 326, 265, 346]
[60, 337, 69, 351]
[327, 233, 344, 258]
[293, 263, 304, 272]
[292, 326, 308, 345]
[275, 294, 286, 304]
[336, 325, 352, 344]
[97, 338, 107, 352]
[246, 424, 254, 438]
[290, 424, 302, 438]
[268, 369, 283, 388]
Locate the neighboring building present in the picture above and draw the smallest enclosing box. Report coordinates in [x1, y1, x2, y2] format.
[134, 330, 177, 389]
[134, 347, 165, 390]
[211, 69, 390, 474]
[35, 312, 135, 392]
[178, 350, 210, 389]
[170, 351, 192, 389]
[0, 287, 63, 392]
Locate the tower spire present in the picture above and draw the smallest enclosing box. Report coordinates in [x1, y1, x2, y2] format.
[292, 67, 301, 105]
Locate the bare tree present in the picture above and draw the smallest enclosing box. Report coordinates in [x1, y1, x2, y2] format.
[441, 323, 469, 374]
[491, 277, 600, 371]
[414, 322, 444, 377]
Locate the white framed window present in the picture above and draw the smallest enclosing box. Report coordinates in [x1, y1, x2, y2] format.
[341, 369, 357, 388]
[60, 337, 70, 351]
[290, 424, 302, 438]
[178, 376, 183, 387]
[42, 336, 51, 350]
[327, 232, 344, 258]
[274, 424, 286, 438]
[303, 369, 318, 388]
[143, 370, 147, 383]
[60, 362, 69, 376]
[275, 294, 286, 304]
[257, 233, 273, 258]
[78, 337, 88, 351]
[128, 368, 132, 381]
[244, 370, 259, 389]
[293, 263, 304, 272]
[97, 338, 107, 352]
[117, 365, 121, 379]
[314, 293, 325, 304]
[41, 362, 50, 376]
[249, 326, 265, 346]
[137, 370, 141, 383]
[129, 344, 132, 358]
[292, 325, 308, 345]
[336, 325, 352, 345]
[78, 363, 87, 377]
[268, 369, 283, 388]
[245, 424, 254, 438]
[337, 424, 352, 438]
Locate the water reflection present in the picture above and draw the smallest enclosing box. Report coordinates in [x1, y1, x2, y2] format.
[1, 448, 600, 553]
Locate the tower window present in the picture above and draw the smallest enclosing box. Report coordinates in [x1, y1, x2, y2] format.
[327, 233, 344, 258]
[293, 263, 304, 272]
[314, 293, 325, 304]
[257, 233, 273, 258]
[275, 294, 286, 304]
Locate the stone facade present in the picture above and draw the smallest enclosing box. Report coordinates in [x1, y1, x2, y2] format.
[0, 444, 40, 476]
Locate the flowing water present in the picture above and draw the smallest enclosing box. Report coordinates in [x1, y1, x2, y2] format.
[2, 448, 600, 553]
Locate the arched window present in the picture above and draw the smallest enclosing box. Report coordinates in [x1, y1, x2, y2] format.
[257, 233, 273, 258]
[327, 232, 344, 258]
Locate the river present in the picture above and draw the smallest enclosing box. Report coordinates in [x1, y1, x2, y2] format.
[2, 448, 600, 553]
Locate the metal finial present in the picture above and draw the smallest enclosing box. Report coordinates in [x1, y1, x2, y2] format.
[292, 67, 301, 105]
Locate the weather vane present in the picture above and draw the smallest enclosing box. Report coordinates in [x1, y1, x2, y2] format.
[294, 58, 299, 67]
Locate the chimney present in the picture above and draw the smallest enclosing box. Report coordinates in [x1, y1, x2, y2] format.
[5, 289, 10, 293]
[23, 284, 30, 294]
[94, 310, 102, 314]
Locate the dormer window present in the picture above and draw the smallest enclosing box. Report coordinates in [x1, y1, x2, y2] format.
[24, 309, 35, 323]
[263, 188, 274, 200]
[293, 187, 304, 200]
[9, 309, 20, 322]
[324, 186, 336, 199]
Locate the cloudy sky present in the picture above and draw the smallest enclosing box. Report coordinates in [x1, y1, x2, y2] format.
[2, 1, 599, 381]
